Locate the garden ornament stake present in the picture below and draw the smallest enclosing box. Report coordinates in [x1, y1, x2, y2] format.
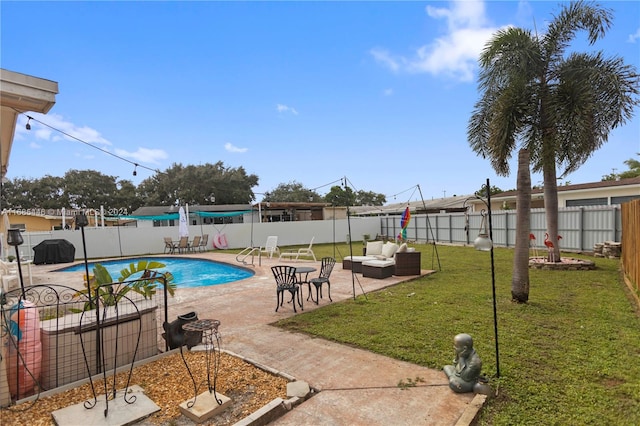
[76, 212, 93, 309]
[7, 229, 25, 299]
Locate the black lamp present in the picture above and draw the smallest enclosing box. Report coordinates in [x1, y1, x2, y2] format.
[473, 178, 500, 378]
[7, 228, 26, 298]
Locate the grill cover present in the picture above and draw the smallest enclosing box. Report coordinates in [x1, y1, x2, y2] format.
[32, 239, 76, 265]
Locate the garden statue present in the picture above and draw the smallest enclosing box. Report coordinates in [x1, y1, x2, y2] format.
[443, 333, 491, 395]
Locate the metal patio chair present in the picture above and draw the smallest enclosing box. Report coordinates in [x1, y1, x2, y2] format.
[271, 265, 302, 313]
[309, 257, 336, 304]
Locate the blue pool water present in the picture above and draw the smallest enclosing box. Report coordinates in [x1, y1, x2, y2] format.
[56, 257, 254, 288]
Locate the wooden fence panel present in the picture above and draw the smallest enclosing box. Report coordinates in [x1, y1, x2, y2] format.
[621, 199, 639, 294]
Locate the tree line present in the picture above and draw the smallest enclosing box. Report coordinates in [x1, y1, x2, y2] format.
[0, 162, 387, 212]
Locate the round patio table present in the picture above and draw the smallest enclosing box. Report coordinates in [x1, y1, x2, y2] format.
[294, 266, 316, 308]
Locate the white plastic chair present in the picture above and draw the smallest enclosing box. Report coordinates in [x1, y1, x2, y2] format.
[279, 237, 317, 262]
[259, 236, 280, 258]
[0, 260, 20, 292]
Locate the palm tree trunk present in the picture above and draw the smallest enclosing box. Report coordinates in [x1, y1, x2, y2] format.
[512, 149, 531, 303]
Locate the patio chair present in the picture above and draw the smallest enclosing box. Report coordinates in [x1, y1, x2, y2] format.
[199, 234, 209, 252]
[175, 236, 190, 254]
[0, 260, 19, 292]
[309, 257, 336, 304]
[260, 236, 280, 258]
[189, 236, 201, 253]
[279, 237, 317, 262]
[272, 265, 301, 313]
[163, 237, 176, 254]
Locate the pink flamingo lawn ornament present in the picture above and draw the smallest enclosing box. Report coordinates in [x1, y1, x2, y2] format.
[529, 233, 539, 258]
[544, 233, 563, 262]
[544, 233, 555, 261]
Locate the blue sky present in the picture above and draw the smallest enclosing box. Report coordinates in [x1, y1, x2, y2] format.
[2, 1, 639, 203]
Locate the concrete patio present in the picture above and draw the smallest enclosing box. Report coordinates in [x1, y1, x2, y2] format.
[30, 252, 485, 425]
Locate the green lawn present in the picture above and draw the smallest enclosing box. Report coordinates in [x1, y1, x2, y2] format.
[272, 243, 640, 425]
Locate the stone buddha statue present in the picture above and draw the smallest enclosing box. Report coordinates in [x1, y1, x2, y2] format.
[443, 333, 491, 394]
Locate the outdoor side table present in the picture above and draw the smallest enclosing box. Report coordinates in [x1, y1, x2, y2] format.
[180, 319, 223, 407]
[394, 251, 421, 276]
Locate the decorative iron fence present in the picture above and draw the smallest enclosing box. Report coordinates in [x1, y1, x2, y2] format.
[0, 276, 170, 412]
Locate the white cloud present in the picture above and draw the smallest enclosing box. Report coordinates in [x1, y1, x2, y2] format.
[371, 0, 506, 82]
[276, 104, 299, 115]
[370, 48, 401, 72]
[383, 88, 394, 96]
[114, 147, 168, 164]
[224, 142, 248, 153]
[628, 28, 640, 43]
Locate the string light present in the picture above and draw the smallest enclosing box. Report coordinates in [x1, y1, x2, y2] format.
[13, 108, 162, 176]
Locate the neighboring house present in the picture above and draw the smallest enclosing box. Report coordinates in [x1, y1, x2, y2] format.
[352, 177, 639, 216]
[477, 177, 640, 212]
[0, 209, 116, 233]
[130, 204, 253, 228]
[352, 196, 472, 216]
[130, 202, 340, 227]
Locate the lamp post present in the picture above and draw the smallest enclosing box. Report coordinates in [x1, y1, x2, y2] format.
[76, 212, 92, 309]
[6, 229, 26, 299]
[470, 178, 500, 378]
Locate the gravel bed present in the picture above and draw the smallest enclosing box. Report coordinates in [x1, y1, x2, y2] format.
[1, 351, 289, 425]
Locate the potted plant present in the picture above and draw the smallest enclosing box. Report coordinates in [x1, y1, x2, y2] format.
[7, 255, 15, 262]
[76, 259, 176, 311]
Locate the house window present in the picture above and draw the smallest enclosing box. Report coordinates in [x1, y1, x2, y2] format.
[611, 195, 640, 205]
[566, 198, 607, 207]
[153, 220, 173, 227]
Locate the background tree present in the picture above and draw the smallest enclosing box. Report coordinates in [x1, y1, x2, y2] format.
[1, 171, 140, 213]
[63, 170, 122, 209]
[354, 190, 386, 206]
[324, 185, 356, 206]
[602, 153, 640, 181]
[474, 185, 504, 197]
[468, 1, 639, 263]
[263, 181, 323, 202]
[137, 162, 258, 206]
[322, 186, 386, 206]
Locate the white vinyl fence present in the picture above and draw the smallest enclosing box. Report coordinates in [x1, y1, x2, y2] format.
[16, 216, 381, 262]
[14, 206, 621, 262]
[380, 206, 622, 253]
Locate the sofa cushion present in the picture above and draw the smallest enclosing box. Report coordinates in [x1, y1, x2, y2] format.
[366, 241, 384, 256]
[381, 242, 399, 259]
[344, 255, 376, 262]
[362, 259, 395, 268]
[397, 243, 408, 253]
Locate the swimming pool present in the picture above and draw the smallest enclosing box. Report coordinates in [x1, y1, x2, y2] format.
[56, 257, 254, 288]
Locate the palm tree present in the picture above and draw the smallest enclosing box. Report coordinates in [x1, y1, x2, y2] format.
[468, 1, 639, 264]
[512, 149, 531, 303]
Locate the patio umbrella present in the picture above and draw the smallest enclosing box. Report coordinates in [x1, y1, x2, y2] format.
[400, 205, 411, 241]
[178, 206, 189, 239]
